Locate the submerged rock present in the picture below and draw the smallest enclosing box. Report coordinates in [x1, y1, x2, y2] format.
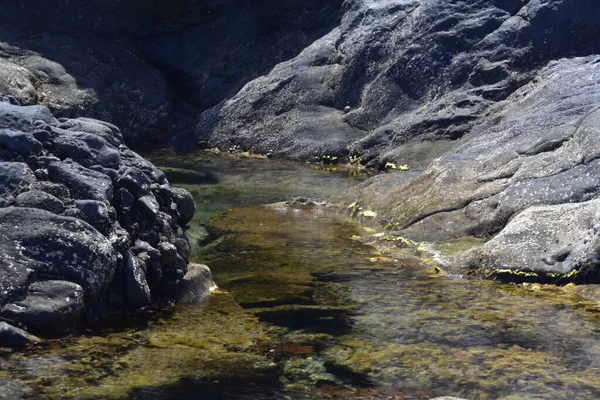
[173, 263, 217, 304]
[0, 322, 41, 347]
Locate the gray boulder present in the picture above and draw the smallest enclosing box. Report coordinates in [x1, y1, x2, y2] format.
[0, 162, 36, 197]
[462, 199, 600, 278]
[345, 56, 600, 278]
[0, 207, 116, 304]
[15, 190, 65, 214]
[0, 129, 43, 155]
[0, 322, 41, 347]
[172, 187, 196, 225]
[48, 160, 113, 202]
[0, 103, 56, 132]
[1, 280, 85, 334]
[0, 59, 37, 106]
[174, 263, 217, 304]
[190, 0, 600, 166]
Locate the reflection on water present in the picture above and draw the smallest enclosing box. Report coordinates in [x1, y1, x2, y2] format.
[3, 150, 600, 399]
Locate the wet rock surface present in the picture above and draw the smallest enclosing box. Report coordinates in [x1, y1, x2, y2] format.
[0, 101, 200, 339]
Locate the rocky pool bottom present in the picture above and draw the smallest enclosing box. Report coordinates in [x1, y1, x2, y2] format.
[3, 151, 600, 399]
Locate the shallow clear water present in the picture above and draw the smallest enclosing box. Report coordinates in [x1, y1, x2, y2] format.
[3, 150, 600, 399]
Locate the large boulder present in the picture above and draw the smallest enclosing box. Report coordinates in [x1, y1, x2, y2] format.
[189, 0, 600, 164]
[0, 162, 36, 198]
[343, 55, 600, 279]
[461, 199, 600, 278]
[0, 207, 116, 304]
[1, 280, 86, 334]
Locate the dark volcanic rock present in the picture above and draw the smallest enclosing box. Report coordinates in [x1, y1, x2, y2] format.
[0, 207, 116, 303]
[15, 190, 65, 214]
[0, 162, 36, 198]
[1, 280, 86, 334]
[172, 187, 196, 225]
[0, 322, 41, 347]
[122, 251, 152, 308]
[193, 0, 600, 166]
[0, 101, 201, 340]
[48, 161, 113, 202]
[0, 129, 43, 155]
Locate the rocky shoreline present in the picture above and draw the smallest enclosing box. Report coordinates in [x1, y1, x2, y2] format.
[0, 97, 213, 345]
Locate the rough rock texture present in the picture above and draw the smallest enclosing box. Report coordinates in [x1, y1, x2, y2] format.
[192, 0, 600, 280]
[461, 199, 600, 278]
[0, 322, 40, 347]
[0, 0, 343, 145]
[0, 100, 197, 339]
[346, 56, 600, 278]
[190, 0, 600, 164]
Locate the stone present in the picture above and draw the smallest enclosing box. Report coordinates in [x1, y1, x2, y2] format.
[0, 129, 43, 155]
[53, 130, 121, 168]
[29, 181, 70, 201]
[75, 200, 112, 233]
[48, 160, 113, 202]
[137, 194, 159, 219]
[171, 187, 196, 225]
[1, 280, 86, 334]
[174, 263, 216, 304]
[122, 251, 152, 308]
[0, 59, 37, 106]
[15, 190, 65, 214]
[0, 322, 41, 347]
[117, 167, 151, 199]
[462, 199, 600, 277]
[0, 103, 56, 133]
[0, 162, 36, 197]
[0, 207, 116, 304]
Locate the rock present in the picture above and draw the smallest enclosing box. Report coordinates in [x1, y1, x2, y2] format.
[48, 160, 113, 202]
[462, 199, 600, 278]
[122, 251, 152, 308]
[0, 162, 36, 197]
[29, 181, 70, 201]
[57, 117, 124, 146]
[0, 103, 56, 133]
[117, 167, 151, 199]
[1, 280, 85, 334]
[0, 322, 41, 347]
[0, 207, 116, 304]
[0, 129, 43, 155]
[0, 59, 37, 106]
[137, 194, 159, 219]
[53, 130, 121, 168]
[0, 0, 341, 146]
[172, 187, 196, 224]
[74, 200, 112, 233]
[173, 263, 216, 304]
[15, 190, 65, 214]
